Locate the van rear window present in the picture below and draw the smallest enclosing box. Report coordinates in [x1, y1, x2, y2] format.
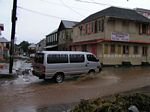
[34, 53, 44, 64]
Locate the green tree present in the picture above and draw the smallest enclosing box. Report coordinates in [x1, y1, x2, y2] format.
[18, 41, 30, 53]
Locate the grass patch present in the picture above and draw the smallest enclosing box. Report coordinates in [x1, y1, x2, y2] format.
[71, 93, 150, 112]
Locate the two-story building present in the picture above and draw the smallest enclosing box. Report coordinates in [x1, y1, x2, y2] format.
[72, 7, 150, 66]
[28, 43, 36, 57]
[36, 38, 46, 51]
[45, 29, 58, 51]
[58, 20, 78, 51]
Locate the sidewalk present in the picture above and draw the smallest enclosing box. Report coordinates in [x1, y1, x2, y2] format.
[0, 63, 16, 78]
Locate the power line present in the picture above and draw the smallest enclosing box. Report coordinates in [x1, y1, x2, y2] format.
[40, 0, 89, 14]
[74, 0, 129, 8]
[17, 6, 74, 20]
[60, 0, 85, 17]
[75, 0, 111, 6]
[40, 0, 63, 6]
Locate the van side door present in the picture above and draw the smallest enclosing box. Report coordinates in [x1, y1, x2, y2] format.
[68, 54, 87, 75]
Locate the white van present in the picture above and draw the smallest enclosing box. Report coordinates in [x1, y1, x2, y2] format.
[32, 51, 102, 83]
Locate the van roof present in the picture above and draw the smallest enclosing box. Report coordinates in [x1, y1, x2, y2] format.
[37, 51, 93, 54]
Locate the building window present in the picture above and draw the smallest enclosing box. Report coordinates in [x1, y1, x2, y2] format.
[139, 24, 149, 35]
[97, 19, 104, 32]
[122, 21, 129, 32]
[110, 44, 115, 54]
[56, 34, 57, 40]
[142, 46, 148, 56]
[98, 20, 101, 32]
[134, 46, 139, 54]
[123, 45, 129, 54]
[117, 45, 122, 54]
[49, 37, 51, 43]
[82, 45, 87, 52]
[104, 44, 108, 54]
[91, 22, 95, 33]
[95, 20, 97, 33]
[85, 24, 88, 34]
[79, 25, 82, 35]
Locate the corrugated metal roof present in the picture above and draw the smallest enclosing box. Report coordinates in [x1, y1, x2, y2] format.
[77, 7, 150, 26]
[28, 44, 36, 48]
[62, 20, 78, 28]
[46, 29, 58, 37]
[0, 37, 9, 43]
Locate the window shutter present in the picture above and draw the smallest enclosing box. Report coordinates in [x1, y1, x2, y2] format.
[89, 23, 92, 34]
[139, 24, 142, 35]
[83, 25, 85, 35]
[148, 25, 150, 35]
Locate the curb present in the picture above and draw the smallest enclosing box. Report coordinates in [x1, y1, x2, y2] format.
[0, 75, 16, 79]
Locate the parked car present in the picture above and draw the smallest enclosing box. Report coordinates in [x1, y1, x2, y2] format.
[32, 51, 102, 83]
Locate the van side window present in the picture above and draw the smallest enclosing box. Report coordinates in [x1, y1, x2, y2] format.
[70, 54, 85, 63]
[87, 54, 98, 62]
[47, 54, 68, 64]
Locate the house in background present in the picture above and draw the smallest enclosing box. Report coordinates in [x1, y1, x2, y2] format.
[58, 20, 78, 51]
[36, 38, 46, 52]
[135, 8, 150, 19]
[0, 24, 10, 60]
[72, 7, 150, 66]
[45, 29, 58, 51]
[0, 37, 10, 60]
[28, 43, 36, 57]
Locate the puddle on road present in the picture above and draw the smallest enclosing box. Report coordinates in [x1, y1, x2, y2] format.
[70, 72, 120, 88]
[0, 59, 40, 86]
[11, 103, 75, 112]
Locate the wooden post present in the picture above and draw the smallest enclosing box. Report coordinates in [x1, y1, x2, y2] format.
[9, 0, 17, 74]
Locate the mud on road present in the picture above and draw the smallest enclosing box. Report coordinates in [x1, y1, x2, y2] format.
[0, 66, 150, 112]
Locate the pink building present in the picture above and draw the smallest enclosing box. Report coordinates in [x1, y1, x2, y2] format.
[0, 24, 10, 61]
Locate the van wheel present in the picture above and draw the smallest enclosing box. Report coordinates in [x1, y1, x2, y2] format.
[54, 73, 64, 83]
[88, 70, 95, 75]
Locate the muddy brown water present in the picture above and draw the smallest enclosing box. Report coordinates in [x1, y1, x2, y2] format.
[0, 66, 150, 112]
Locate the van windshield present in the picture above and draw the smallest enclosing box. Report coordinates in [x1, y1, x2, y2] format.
[34, 53, 44, 64]
[87, 54, 99, 62]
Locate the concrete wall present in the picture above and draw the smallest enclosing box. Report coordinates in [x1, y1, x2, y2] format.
[106, 19, 150, 43]
[72, 17, 150, 65]
[73, 23, 105, 43]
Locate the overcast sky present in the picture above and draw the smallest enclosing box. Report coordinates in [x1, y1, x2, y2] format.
[0, 0, 150, 44]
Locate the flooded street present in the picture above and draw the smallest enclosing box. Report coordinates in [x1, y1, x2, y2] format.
[0, 60, 150, 112]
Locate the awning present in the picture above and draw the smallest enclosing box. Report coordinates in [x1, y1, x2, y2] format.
[72, 39, 104, 46]
[44, 45, 58, 49]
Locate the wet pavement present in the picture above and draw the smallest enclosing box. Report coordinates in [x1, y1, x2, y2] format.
[0, 59, 150, 112]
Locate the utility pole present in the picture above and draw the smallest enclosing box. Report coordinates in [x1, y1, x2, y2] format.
[9, 0, 17, 74]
